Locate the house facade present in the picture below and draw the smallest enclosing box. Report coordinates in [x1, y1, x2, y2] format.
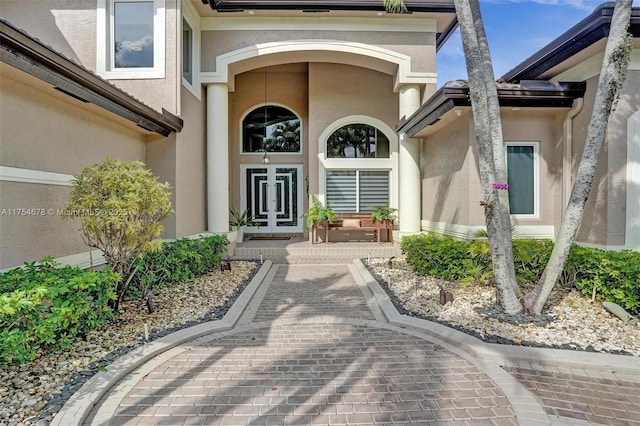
[0, 0, 637, 270]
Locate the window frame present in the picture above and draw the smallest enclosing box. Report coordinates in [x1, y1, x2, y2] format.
[240, 104, 303, 155]
[326, 123, 390, 159]
[505, 141, 540, 219]
[97, 0, 166, 80]
[319, 115, 398, 212]
[181, 0, 201, 98]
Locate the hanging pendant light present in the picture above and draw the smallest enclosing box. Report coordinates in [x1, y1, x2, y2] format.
[262, 66, 270, 164]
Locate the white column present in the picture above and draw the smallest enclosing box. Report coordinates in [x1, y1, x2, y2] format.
[206, 84, 229, 233]
[398, 85, 422, 235]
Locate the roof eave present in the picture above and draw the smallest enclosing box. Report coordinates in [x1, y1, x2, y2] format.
[0, 19, 183, 137]
[502, 3, 640, 83]
[397, 82, 586, 137]
[202, 0, 456, 13]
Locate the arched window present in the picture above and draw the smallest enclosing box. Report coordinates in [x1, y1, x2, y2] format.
[326, 123, 389, 159]
[242, 105, 301, 153]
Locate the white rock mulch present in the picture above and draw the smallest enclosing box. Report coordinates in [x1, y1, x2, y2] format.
[365, 256, 639, 357]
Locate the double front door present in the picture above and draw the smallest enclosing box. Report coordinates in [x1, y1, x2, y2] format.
[242, 165, 303, 233]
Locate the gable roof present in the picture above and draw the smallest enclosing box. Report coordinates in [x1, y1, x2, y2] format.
[502, 2, 640, 83]
[0, 19, 182, 137]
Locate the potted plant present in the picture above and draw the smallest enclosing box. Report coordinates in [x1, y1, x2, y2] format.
[369, 205, 397, 242]
[229, 207, 259, 243]
[369, 205, 397, 223]
[303, 195, 337, 242]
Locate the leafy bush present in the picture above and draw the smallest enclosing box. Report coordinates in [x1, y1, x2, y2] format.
[61, 159, 173, 311]
[0, 259, 117, 366]
[566, 246, 640, 314]
[401, 233, 640, 314]
[128, 235, 229, 306]
[400, 233, 470, 281]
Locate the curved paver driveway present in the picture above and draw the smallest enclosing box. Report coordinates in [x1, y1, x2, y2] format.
[85, 264, 520, 425]
[53, 259, 640, 426]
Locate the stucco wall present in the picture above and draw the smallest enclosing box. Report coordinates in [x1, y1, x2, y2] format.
[421, 107, 566, 235]
[174, 86, 207, 237]
[0, 73, 148, 269]
[421, 114, 472, 227]
[201, 30, 436, 75]
[229, 64, 309, 212]
[308, 63, 399, 198]
[606, 70, 640, 246]
[0, 0, 180, 115]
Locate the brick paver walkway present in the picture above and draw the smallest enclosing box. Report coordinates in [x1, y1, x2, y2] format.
[503, 367, 640, 425]
[81, 259, 640, 426]
[87, 264, 520, 425]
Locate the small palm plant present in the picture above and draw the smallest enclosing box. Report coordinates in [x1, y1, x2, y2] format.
[229, 208, 259, 243]
[369, 205, 397, 223]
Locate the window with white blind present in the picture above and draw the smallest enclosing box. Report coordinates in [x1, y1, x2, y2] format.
[326, 170, 390, 212]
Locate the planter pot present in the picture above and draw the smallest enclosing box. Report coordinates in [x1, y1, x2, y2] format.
[236, 227, 244, 244]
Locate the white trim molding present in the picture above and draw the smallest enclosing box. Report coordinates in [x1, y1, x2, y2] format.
[0, 166, 74, 186]
[421, 220, 555, 240]
[200, 39, 437, 91]
[627, 110, 640, 248]
[181, 0, 201, 99]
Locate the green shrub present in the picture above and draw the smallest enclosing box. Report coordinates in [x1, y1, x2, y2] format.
[61, 159, 173, 311]
[401, 233, 640, 314]
[566, 246, 640, 314]
[128, 235, 229, 303]
[400, 233, 470, 281]
[0, 259, 117, 366]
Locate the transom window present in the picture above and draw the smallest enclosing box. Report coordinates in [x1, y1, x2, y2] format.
[242, 106, 301, 153]
[327, 124, 390, 159]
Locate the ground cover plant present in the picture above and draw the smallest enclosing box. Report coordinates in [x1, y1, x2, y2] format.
[400, 233, 640, 315]
[0, 259, 118, 366]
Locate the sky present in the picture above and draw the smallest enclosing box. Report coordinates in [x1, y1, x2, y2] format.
[436, 0, 640, 86]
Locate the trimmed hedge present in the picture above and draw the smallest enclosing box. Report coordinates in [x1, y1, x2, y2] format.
[0, 259, 118, 366]
[400, 233, 640, 314]
[128, 235, 229, 300]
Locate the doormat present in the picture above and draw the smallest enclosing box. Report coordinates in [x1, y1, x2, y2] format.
[250, 236, 291, 241]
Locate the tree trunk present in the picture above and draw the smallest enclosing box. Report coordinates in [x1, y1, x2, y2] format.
[454, 0, 522, 314]
[523, 0, 633, 315]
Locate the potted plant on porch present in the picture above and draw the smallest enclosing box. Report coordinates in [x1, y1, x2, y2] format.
[369, 205, 397, 242]
[303, 195, 337, 243]
[229, 207, 259, 243]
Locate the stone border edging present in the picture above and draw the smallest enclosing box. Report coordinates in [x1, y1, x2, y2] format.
[352, 259, 640, 374]
[50, 260, 273, 426]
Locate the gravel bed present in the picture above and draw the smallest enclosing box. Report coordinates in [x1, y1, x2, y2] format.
[0, 260, 259, 426]
[365, 256, 640, 357]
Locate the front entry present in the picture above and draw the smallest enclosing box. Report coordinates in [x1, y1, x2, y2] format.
[242, 164, 303, 233]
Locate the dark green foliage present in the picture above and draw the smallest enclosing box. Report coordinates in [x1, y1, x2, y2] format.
[128, 235, 229, 300]
[400, 233, 470, 281]
[565, 246, 640, 314]
[0, 258, 117, 366]
[401, 234, 639, 314]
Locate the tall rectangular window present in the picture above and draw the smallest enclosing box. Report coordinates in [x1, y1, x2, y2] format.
[182, 19, 193, 84]
[113, 1, 154, 68]
[97, 0, 165, 79]
[506, 143, 538, 216]
[326, 170, 390, 212]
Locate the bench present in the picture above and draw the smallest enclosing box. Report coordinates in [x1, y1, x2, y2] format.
[311, 212, 393, 244]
